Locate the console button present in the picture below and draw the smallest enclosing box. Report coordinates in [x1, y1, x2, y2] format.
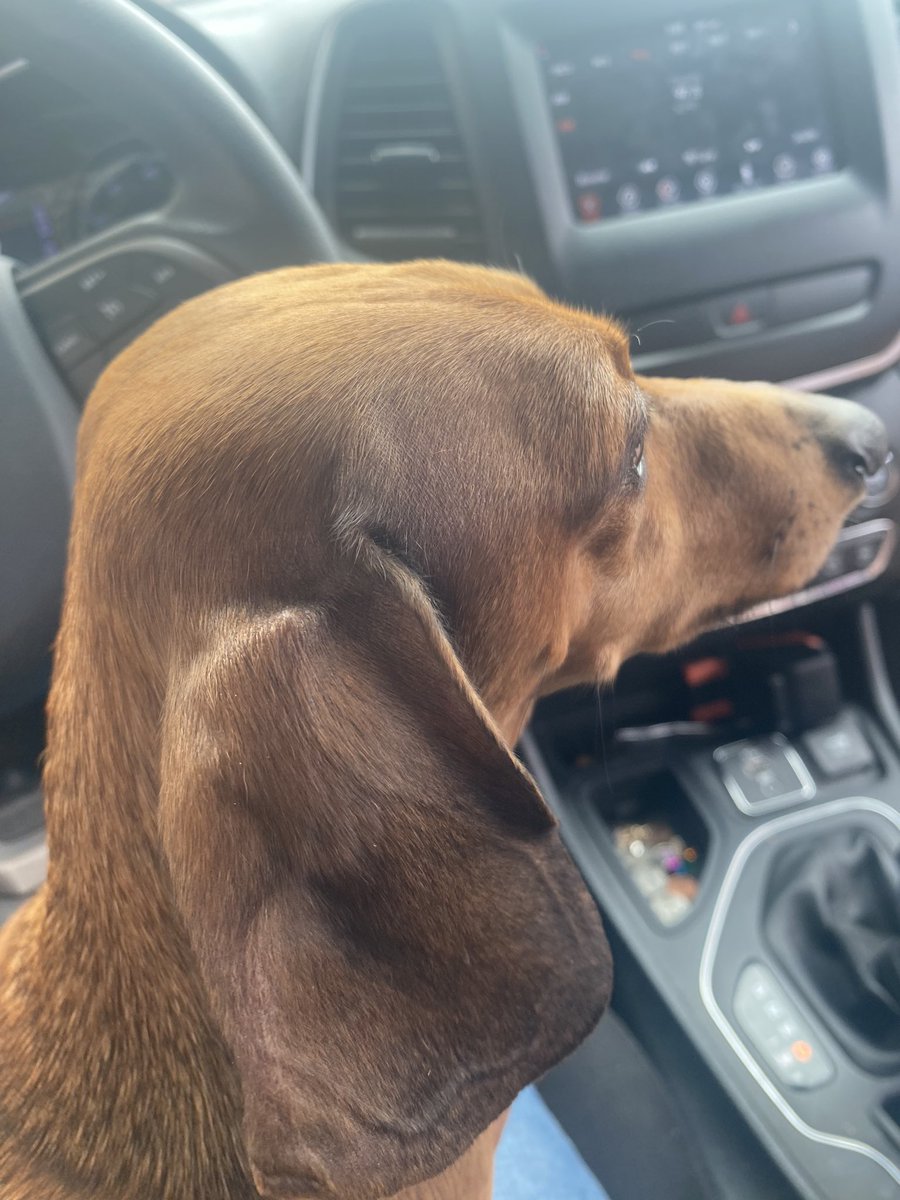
[734, 962, 834, 1090]
[771, 267, 873, 325]
[714, 733, 814, 813]
[812, 543, 847, 582]
[803, 712, 876, 778]
[710, 288, 771, 337]
[846, 532, 884, 571]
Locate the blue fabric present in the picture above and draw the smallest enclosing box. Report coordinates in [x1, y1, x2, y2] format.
[492, 1087, 610, 1200]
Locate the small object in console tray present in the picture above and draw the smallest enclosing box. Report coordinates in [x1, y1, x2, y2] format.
[613, 820, 701, 925]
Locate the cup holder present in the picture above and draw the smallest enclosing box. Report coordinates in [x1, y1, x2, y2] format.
[581, 769, 710, 927]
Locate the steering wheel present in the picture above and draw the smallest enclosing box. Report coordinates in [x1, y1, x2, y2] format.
[1, 0, 338, 715]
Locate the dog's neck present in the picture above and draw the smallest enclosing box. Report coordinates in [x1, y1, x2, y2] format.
[0, 617, 257, 1199]
[1, 611, 536, 1200]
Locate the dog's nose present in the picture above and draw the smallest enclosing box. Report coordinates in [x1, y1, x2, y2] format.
[842, 412, 890, 479]
[811, 395, 890, 485]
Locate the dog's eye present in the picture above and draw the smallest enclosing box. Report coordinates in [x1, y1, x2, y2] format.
[631, 437, 646, 482]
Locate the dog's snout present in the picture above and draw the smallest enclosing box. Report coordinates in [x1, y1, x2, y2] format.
[810, 395, 890, 485]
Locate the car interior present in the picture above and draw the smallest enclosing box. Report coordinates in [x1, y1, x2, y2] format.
[4, 0, 900, 1198]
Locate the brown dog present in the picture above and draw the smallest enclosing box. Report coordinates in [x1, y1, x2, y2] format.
[0, 261, 886, 1200]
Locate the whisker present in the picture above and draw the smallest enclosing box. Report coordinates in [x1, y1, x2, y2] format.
[631, 318, 677, 348]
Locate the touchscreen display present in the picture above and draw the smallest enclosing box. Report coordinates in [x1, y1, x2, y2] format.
[538, 3, 839, 223]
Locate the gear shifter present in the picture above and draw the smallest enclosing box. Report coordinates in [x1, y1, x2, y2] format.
[765, 827, 900, 1074]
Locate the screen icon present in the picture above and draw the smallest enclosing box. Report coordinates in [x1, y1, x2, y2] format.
[811, 146, 834, 174]
[656, 176, 681, 205]
[617, 183, 642, 213]
[694, 167, 718, 197]
[577, 192, 603, 222]
[773, 153, 798, 181]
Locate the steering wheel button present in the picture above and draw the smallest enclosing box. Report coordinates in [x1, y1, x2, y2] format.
[132, 254, 207, 302]
[149, 261, 176, 287]
[98, 296, 125, 322]
[84, 285, 155, 339]
[75, 264, 118, 294]
[45, 317, 97, 368]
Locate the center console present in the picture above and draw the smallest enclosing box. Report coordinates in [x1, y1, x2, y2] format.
[521, 607, 900, 1200]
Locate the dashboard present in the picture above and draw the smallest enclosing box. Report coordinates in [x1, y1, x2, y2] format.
[5, 0, 899, 382]
[9, 0, 899, 386]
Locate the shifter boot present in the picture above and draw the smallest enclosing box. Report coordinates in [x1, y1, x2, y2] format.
[766, 827, 900, 1073]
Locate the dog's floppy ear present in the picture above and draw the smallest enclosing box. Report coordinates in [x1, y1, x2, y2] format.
[158, 544, 610, 1200]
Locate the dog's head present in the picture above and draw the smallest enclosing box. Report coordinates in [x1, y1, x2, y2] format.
[63, 261, 885, 1199]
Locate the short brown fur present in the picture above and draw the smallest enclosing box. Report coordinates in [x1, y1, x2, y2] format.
[0, 262, 867, 1199]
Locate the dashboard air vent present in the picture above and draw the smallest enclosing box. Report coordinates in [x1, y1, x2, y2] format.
[326, 12, 486, 262]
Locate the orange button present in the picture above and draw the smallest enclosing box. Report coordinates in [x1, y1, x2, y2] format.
[791, 1040, 813, 1063]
